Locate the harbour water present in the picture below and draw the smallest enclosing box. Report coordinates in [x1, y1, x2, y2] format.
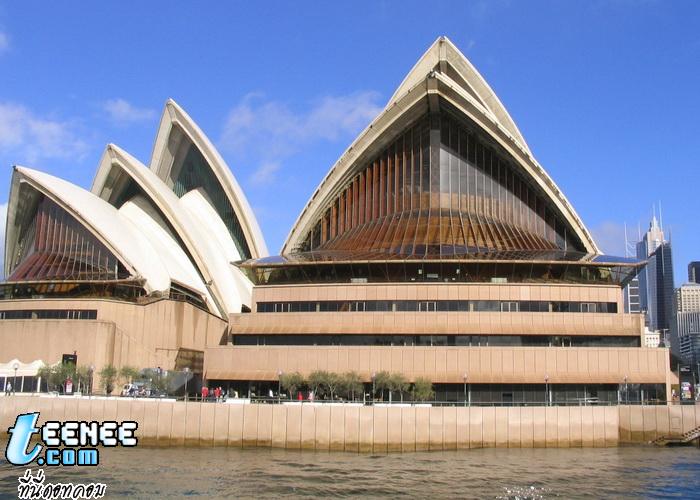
[0, 446, 698, 499]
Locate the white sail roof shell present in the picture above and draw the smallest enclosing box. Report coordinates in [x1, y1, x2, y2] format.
[150, 99, 268, 259]
[10, 166, 171, 294]
[91, 144, 250, 318]
[118, 196, 209, 298]
[282, 36, 599, 255]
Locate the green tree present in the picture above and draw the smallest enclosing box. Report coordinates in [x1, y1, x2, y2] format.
[340, 371, 364, 401]
[373, 371, 391, 401]
[412, 377, 434, 401]
[37, 364, 62, 392]
[279, 372, 305, 399]
[325, 372, 342, 400]
[99, 365, 118, 395]
[61, 362, 76, 382]
[142, 368, 172, 395]
[38, 363, 79, 393]
[308, 370, 330, 399]
[388, 373, 409, 403]
[74, 365, 91, 393]
[119, 366, 140, 385]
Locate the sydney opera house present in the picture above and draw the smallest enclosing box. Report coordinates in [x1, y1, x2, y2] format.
[0, 37, 673, 404]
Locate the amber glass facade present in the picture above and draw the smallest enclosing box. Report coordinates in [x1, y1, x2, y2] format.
[298, 107, 584, 257]
[6, 188, 130, 282]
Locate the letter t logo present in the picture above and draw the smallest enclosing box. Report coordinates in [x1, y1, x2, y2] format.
[5, 413, 42, 466]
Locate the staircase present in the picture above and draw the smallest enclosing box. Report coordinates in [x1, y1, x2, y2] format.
[650, 425, 700, 446]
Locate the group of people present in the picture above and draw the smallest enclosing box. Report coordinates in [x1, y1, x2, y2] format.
[200, 385, 226, 402]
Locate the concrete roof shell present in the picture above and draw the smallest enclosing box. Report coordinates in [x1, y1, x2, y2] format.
[282, 36, 599, 255]
[6, 166, 171, 294]
[149, 99, 268, 259]
[91, 144, 249, 318]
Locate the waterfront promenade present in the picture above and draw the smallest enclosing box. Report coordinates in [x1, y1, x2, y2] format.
[2, 395, 698, 451]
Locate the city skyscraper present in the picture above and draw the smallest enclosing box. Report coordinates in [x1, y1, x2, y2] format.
[636, 215, 675, 334]
[623, 225, 641, 314]
[689, 261, 700, 284]
[670, 283, 700, 375]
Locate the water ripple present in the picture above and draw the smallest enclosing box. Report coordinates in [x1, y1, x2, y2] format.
[0, 446, 698, 498]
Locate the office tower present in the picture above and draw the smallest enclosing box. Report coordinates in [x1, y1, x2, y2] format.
[689, 261, 700, 284]
[671, 283, 700, 371]
[636, 216, 675, 332]
[623, 226, 641, 314]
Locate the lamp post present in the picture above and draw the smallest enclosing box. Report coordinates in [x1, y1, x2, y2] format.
[13, 362, 19, 395]
[463, 373, 468, 407]
[544, 374, 549, 406]
[371, 372, 376, 404]
[183, 367, 190, 402]
[623, 375, 628, 405]
[89, 365, 95, 398]
[277, 370, 283, 404]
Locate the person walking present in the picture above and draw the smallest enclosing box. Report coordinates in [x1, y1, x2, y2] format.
[4, 381, 11, 396]
[201, 386, 209, 402]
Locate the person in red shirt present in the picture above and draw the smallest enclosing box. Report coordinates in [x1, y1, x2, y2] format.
[201, 386, 209, 402]
[214, 386, 221, 402]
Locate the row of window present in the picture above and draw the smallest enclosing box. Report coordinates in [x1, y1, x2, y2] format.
[239, 260, 633, 287]
[232, 334, 640, 348]
[256, 300, 618, 314]
[210, 380, 666, 405]
[0, 309, 97, 320]
[430, 383, 665, 404]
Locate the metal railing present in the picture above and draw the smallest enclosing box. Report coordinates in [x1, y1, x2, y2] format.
[6, 392, 693, 407]
[239, 396, 677, 407]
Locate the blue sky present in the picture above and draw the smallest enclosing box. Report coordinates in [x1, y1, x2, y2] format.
[0, 1, 698, 284]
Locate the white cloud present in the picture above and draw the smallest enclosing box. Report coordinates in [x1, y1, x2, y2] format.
[249, 162, 281, 187]
[590, 221, 630, 256]
[221, 91, 382, 184]
[0, 102, 88, 163]
[0, 32, 8, 54]
[103, 98, 156, 125]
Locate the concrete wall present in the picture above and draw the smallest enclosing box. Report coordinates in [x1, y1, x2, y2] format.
[254, 283, 623, 308]
[231, 310, 642, 336]
[234, 283, 639, 336]
[619, 404, 700, 443]
[205, 345, 671, 385]
[5, 397, 695, 451]
[0, 298, 228, 372]
[0, 321, 117, 372]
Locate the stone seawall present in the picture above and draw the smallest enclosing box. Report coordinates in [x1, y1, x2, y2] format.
[1, 397, 698, 451]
